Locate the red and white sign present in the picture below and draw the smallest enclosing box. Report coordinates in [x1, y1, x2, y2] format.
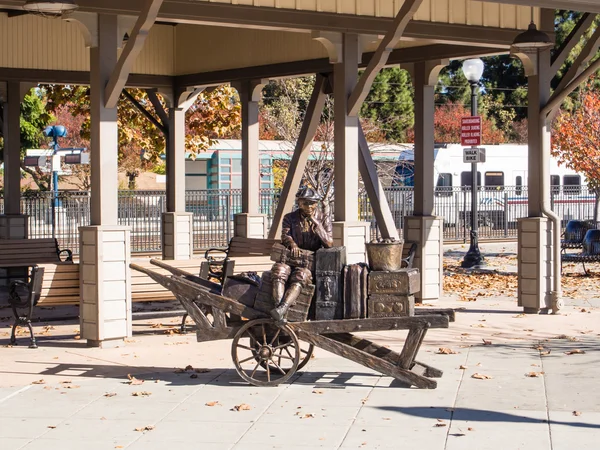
[461, 116, 481, 147]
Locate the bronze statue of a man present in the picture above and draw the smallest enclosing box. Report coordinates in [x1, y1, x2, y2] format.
[270, 186, 333, 321]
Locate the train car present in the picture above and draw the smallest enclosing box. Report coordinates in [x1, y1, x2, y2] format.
[395, 144, 595, 229]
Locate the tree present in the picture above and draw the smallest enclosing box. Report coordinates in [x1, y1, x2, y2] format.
[44, 85, 241, 164]
[552, 85, 600, 223]
[405, 101, 506, 144]
[0, 89, 54, 191]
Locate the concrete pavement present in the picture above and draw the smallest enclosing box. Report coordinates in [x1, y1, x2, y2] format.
[1, 244, 599, 449]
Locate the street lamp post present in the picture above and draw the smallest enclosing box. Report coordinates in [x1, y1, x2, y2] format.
[461, 59, 485, 268]
[43, 125, 68, 239]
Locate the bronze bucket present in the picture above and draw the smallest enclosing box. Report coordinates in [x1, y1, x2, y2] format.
[366, 241, 404, 271]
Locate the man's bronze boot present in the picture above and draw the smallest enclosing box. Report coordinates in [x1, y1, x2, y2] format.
[272, 278, 286, 308]
[270, 283, 302, 323]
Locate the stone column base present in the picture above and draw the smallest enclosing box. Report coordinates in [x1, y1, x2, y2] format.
[0, 214, 28, 239]
[333, 221, 370, 264]
[80, 226, 132, 347]
[403, 216, 443, 302]
[234, 213, 267, 239]
[162, 212, 194, 260]
[518, 217, 552, 313]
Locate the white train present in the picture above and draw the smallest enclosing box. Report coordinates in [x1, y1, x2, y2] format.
[391, 144, 594, 229]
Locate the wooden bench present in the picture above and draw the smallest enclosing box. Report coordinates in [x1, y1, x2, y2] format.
[200, 237, 279, 282]
[0, 238, 73, 275]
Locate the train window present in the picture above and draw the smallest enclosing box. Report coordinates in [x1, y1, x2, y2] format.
[484, 171, 504, 190]
[435, 173, 453, 197]
[563, 175, 581, 195]
[550, 175, 560, 194]
[460, 171, 481, 190]
[516, 176, 523, 196]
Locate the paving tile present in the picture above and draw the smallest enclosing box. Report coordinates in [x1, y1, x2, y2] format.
[340, 423, 448, 449]
[548, 411, 600, 450]
[445, 409, 551, 450]
[0, 417, 62, 440]
[20, 438, 135, 450]
[75, 399, 178, 421]
[237, 421, 350, 447]
[257, 404, 360, 426]
[38, 418, 153, 443]
[355, 405, 453, 426]
[133, 420, 251, 444]
[232, 445, 337, 450]
[128, 441, 233, 450]
[1, 437, 31, 450]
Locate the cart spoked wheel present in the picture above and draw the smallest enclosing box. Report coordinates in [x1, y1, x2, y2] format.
[232, 318, 300, 387]
[251, 336, 314, 372]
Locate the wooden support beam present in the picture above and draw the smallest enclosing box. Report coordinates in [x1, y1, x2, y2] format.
[358, 125, 399, 240]
[104, 0, 164, 108]
[550, 13, 595, 74]
[549, 24, 600, 115]
[347, 0, 423, 117]
[268, 74, 328, 240]
[124, 89, 166, 134]
[146, 89, 170, 128]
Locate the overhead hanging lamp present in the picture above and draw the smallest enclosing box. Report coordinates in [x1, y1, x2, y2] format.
[511, 8, 553, 50]
[23, 0, 79, 17]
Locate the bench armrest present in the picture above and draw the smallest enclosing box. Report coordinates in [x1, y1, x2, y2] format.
[204, 248, 228, 262]
[9, 280, 32, 308]
[59, 249, 73, 262]
[402, 242, 418, 269]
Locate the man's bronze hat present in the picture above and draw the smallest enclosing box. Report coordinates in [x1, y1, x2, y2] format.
[296, 186, 321, 202]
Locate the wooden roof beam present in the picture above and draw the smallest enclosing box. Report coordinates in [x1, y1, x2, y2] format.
[104, 0, 164, 108]
[347, 0, 423, 117]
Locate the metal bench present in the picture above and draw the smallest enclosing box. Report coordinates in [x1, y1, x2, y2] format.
[561, 220, 594, 253]
[561, 229, 600, 275]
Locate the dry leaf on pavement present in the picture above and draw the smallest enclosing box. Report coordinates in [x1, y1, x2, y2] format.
[312, 390, 324, 394]
[205, 401, 221, 407]
[565, 349, 586, 355]
[471, 373, 493, 380]
[31, 379, 46, 385]
[131, 391, 152, 397]
[127, 374, 144, 385]
[525, 372, 544, 377]
[104, 393, 117, 397]
[134, 425, 155, 432]
[573, 411, 582, 416]
[231, 403, 251, 411]
[482, 339, 492, 345]
[437, 347, 458, 355]
[459, 365, 468, 370]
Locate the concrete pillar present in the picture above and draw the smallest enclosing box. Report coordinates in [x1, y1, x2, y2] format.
[331, 34, 369, 262]
[80, 14, 132, 347]
[162, 105, 193, 260]
[234, 79, 267, 238]
[514, 48, 554, 312]
[0, 81, 28, 239]
[404, 61, 446, 301]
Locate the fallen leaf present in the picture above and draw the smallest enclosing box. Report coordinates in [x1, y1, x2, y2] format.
[31, 379, 46, 385]
[471, 373, 493, 380]
[525, 372, 544, 377]
[205, 401, 221, 407]
[482, 339, 492, 346]
[47, 425, 57, 429]
[190, 374, 198, 379]
[312, 390, 324, 394]
[231, 403, 251, 411]
[468, 427, 474, 431]
[131, 391, 152, 397]
[540, 350, 551, 356]
[194, 368, 210, 373]
[565, 349, 586, 355]
[185, 365, 194, 371]
[62, 384, 80, 389]
[134, 425, 155, 432]
[573, 411, 582, 416]
[104, 393, 117, 397]
[437, 347, 458, 355]
[435, 423, 447, 427]
[301, 413, 315, 419]
[513, 314, 526, 318]
[581, 308, 587, 313]
[59, 380, 72, 384]
[459, 365, 468, 370]
[127, 374, 144, 385]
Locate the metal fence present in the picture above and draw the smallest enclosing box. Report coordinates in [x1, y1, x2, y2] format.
[0, 185, 596, 254]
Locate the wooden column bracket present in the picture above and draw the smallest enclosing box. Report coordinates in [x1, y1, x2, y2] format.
[104, 0, 164, 108]
[268, 74, 329, 240]
[550, 13, 595, 74]
[347, 0, 423, 117]
[358, 125, 399, 240]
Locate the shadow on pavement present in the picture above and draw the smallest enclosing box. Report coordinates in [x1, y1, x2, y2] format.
[376, 406, 600, 429]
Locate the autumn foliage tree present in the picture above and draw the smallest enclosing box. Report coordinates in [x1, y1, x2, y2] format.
[552, 86, 600, 223]
[406, 101, 505, 144]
